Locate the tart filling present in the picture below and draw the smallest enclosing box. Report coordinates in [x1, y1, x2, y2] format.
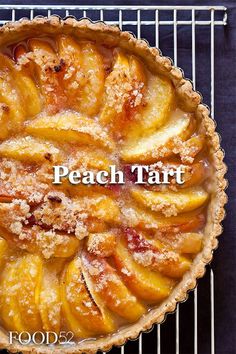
[0, 17, 226, 353]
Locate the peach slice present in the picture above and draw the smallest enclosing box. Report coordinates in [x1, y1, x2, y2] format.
[57, 35, 82, 108]
[79, 42, 105, 116]
[75, 194, 121, 224]
[0, 255, 43, 332]
[26, 112, 115, 151]
[0, 260, 25, 332]
[0, 104, 11, 140]
[16, 254, 43, 332]
[141, 75, 173, 131]
[149, 160, 208, 189]
[0, 237, 8, 269]
[100, 51, 146, 127]
[181, 160, 208, 188]
[0, 136, 61, 163]
[121, 109, 192, 163]
[124, 228, 191, 278]
[121, 205, 205, 233]
[82, 251, 146, 321]
[39, 265, 61, 333]
[131, 187, 208, 215]
[61, 257, 115, 337]
[181, 135, 205, 162]
[113, 237, 175, 302]
[58, 37, 105, 115]
[0, 56, 25, 131]
[69, 148, 113, 172]
[0, 203, 80, 258]
[153, 232, 203, 254]
[127, 75, 174, 140]
[87, 232, 116, 257]
[28, 39, 66, 114]
[0, 53, 41, 119]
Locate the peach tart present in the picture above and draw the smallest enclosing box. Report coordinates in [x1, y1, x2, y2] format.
[0, 17, 227, 353]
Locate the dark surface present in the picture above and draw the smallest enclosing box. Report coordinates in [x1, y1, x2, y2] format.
[0, 1, 235, 354]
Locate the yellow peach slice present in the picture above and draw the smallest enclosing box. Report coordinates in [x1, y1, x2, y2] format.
[28, 39, 66, 114]
[79, 42, 105, 116]
[121, 205, 205, 233]
[0, 211, 80, 258]
[16, 254, 43, 332]
[124, 228, 191, 278]
[100, 51, 129, 125]
[26, 112, 115, 151]
[153, 232, 203, 254]
[82, 251, 146, 321]
[0, 103, 10, 140]
[100, 51, 146, 126]
[0, 237, 8, 269]
[150, 160, 208, 189]
[87, 232, 116, 257]
[60, 269, 91, 337]
[39, 266, 61, 333]
[121, 109, 191, 163]
[57, 35, 82, 108]
[0, 53, 41, 118]
[70, 149, 113, 172]
[174, 232, 203, 254]
[180, 135, 205, 163]
[181, 161, 208, 188]
[113, 238, 175, 303]
[0, 58, 25, 130]
[58, 37, 105, 115]
[0, 260, 25, 332]
[127, 75, 174, 140]
[131, 187, 208, 215]
[142, 75, 174, 131]
[61, 257, 115, 336]
[75, 194, 121, 223]
[0, 136, 61, 163]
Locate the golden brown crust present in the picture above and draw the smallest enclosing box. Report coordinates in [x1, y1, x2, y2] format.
[0, 16, 227, 354]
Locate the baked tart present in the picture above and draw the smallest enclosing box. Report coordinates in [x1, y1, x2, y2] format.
[0, 17, 227, 353]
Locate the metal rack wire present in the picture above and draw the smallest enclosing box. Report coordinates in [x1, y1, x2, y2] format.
[0, 4, 228, 354]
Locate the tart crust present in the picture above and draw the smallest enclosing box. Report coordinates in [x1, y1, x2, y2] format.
[0, 16, 227, 354]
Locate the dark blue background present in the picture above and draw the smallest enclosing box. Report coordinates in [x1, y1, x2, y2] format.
[0, 1, 235, 354]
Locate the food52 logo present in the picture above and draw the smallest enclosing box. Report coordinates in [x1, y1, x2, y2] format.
[9, 331, 75, 345]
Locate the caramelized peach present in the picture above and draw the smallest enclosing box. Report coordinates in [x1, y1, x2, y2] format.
[82, 251, 146, 321]
[58, 36, 105, 115]
[153, 232, 203, 254]
[114, 237, 175, 302]
[121, 109, 192, 163]
[127, 74, 174, 141]
[0, 237, 8, 269]
[0, 136, 61, 163]
[87, 232, 116, 257]
[0, 260, 25, 332]
[0, 52, 41, 118]
[121, 205, 205, 233]
[26, 112, 115, 151]
[0, 55, 25, 131]
[124, 228, 191, 278]
[61, 257, 115, 337]
[39, 265, 61, 333]
[131, 187, 208, 215]
[17, 254, 43, 332]
[100, 50, 146, 129]
[0, 223, 80, 259]
[28, 39, 66, 114]
[0, 255, 43, 333]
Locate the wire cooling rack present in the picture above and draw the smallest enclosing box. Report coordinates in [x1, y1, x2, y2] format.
[0, 4, 228, 354]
